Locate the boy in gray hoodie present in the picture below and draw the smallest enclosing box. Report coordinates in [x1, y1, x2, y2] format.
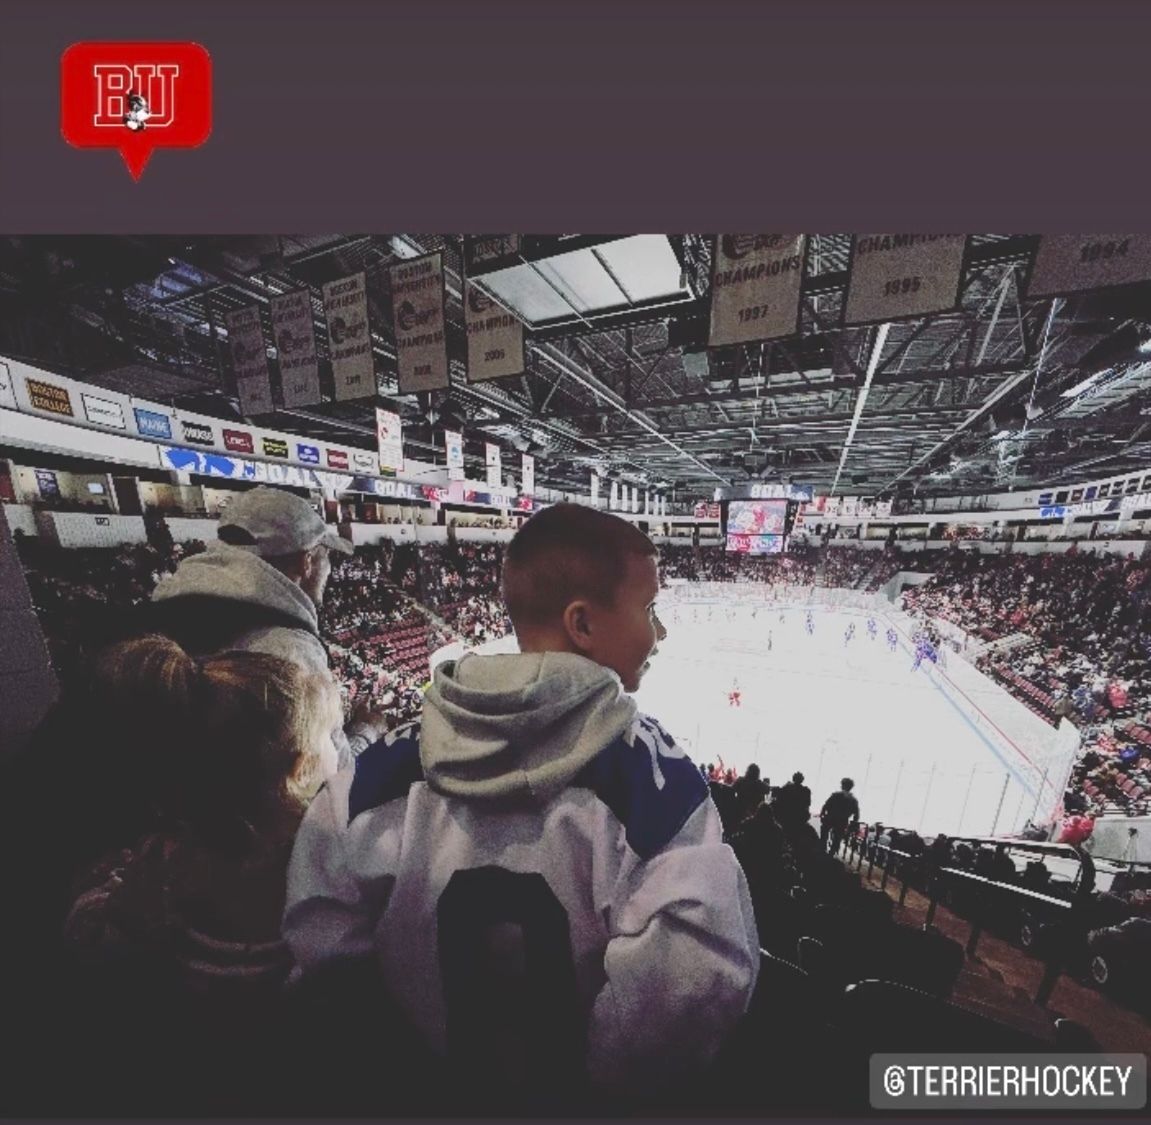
[283, 504, 760, 1102]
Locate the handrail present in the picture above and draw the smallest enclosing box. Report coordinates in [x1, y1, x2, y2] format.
[841, 827, 1102, 1007]
[858, 825, 1095, 896]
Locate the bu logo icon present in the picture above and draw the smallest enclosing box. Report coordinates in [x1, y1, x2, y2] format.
[61, 42, 212, 179]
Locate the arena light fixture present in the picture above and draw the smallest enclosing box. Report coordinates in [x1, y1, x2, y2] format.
[1060, 372, 1104, 399]
[471, 235, 694, 329]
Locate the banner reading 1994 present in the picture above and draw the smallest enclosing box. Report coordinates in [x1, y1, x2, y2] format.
[1025, 235, 1151, 299]
[391, 252, 450, 393]
[224, 306, 274, 417]
[709, 235, 806, 347]
[843, 235, 967, 326]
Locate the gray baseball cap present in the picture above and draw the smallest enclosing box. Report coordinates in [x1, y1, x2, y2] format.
[217, 487, 353, 557]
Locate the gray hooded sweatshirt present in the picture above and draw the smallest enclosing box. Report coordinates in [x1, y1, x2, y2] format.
[151, 543, 371, 760]
[420, 651, 638, 802]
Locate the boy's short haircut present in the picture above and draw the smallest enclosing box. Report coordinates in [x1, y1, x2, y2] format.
[502, 503, 657, 629]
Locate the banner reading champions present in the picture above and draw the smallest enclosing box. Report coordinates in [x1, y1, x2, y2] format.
[376, 407, 404, 473]
[390, 252, 449, 394]
[521, 453, 534, 497]
[1025, 235, 1151, 299]
[465, 281, 524, 382]
[270, 290, 322, 407]
[224, 306, 274, 417]
[843, 235, 967, 325]
[323, 272, 375, 401]
[445, 429, 465, 480]
[709, 235, 806, 347]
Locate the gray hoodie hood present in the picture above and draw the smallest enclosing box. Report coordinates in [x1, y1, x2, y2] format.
[421, 651, 637, 805]
[151, 543, 319, 633]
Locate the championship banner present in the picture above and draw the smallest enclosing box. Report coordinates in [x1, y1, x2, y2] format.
[445, 430, 465, 480]
[485, 442, 502, 490]
[843, 235, 967, 326]
[465, 280, 525, 382]
[270, 290, 322, 407]
[521, 452, 534, 497]
[323, 272, 375, 401]
[591, 473, 600, 506]
[390, 252, 449, 393]
[610, 481, 619, 510]
[224, 306, 274, 417]
[709, 234, 806, 347]
[376, 407, 404, 473]
[1025, 235, 1151, 299]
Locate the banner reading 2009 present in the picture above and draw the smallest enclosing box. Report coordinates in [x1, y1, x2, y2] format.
[465, 281, 524, 382]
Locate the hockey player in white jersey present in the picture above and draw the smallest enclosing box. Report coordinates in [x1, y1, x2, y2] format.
[283, 504, 760, 1105]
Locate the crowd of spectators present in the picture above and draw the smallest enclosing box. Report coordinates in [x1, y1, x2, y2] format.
[820, 548, 875, 590]
[900, 548, 1151, 820]
[20, 524, 1151, 826]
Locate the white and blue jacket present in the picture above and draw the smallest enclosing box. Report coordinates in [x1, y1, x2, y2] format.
[283, 651, 759, 1091]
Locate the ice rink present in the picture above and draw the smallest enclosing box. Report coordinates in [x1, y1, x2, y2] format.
[636, 596, 1053, 838]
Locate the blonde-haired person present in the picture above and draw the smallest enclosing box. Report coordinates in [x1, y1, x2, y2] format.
[64, 635, 340, 981]
[56, 636, 342, 1114]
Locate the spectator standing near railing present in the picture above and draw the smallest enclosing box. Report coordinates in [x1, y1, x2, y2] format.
[819, 777, 860, 855]
[149, 488, 391, 767]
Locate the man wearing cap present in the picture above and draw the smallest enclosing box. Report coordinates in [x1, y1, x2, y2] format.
[149, 487, 389, 764]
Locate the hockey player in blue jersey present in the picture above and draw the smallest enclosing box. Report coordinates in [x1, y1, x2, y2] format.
[912, 635, 938, 673]
[284, 504, 759, 1104]
[886, 626, 899, 653]
[805, 610, 815, 635]
[844, 622, 855, 645]
[866, 617, 877, 640]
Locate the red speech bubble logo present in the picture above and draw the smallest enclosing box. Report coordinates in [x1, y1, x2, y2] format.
[61, 42, 211, 180]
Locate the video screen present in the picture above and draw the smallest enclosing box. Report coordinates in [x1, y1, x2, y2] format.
[727, 499, 787, 536]
[725, 532, 786, 554]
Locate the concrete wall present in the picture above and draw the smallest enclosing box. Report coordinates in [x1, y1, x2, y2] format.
[0, 504, 58, 759]
[35, 512, 147, 549]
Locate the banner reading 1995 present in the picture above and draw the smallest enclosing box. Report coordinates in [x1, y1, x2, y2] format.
[843, 235, 967, 326]
[709, 235, 806, 347]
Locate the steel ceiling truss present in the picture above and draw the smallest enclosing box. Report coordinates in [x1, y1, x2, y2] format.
[2, 233, 1147, 500]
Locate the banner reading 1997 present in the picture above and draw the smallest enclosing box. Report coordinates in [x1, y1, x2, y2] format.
[843, 235, 967, 326]
[391, 252, 450, 393]
[709, 235, 806, 347]
[224, 306, 274, 417]
[1025, 235, 1151, 299]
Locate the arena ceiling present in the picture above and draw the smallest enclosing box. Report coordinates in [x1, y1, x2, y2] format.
[2, 233, 1151, 503]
